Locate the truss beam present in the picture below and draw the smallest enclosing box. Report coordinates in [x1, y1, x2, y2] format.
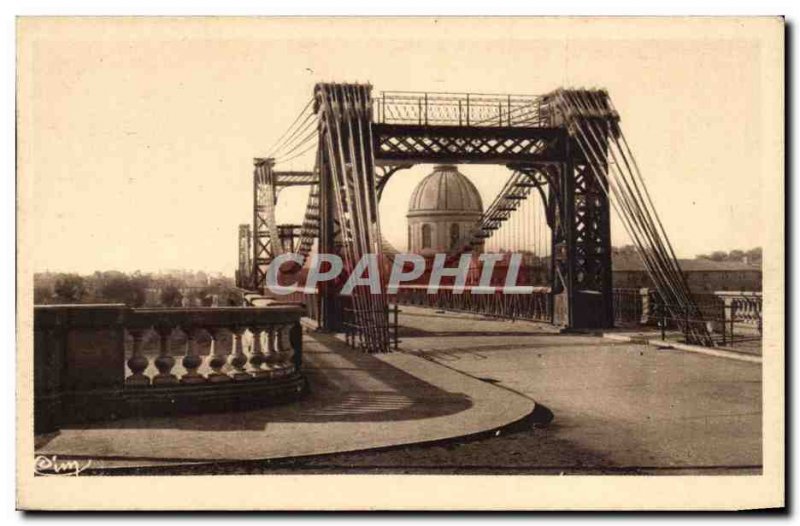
[372, 124, 565, 165]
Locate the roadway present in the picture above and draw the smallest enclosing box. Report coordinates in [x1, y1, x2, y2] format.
[264, 305, 762, 474]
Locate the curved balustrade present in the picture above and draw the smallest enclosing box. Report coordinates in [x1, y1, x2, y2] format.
[34, 304, 306, 434]
[123, 307, 302, 387]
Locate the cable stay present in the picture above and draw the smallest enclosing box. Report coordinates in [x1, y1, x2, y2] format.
[552, 88, 713, 346]
[266, 97, 315, 159]
[316, 83, 389, 353]
[463, 170, 542, 252]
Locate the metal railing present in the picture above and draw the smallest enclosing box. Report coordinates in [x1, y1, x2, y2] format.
[375, 91, 546, 127]
[388, 285, 552, 323]
[649, 291, 763, 347]
[259, 283, 762, 350]
[612, 288, 649, 326]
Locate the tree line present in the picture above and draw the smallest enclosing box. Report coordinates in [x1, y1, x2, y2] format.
[695, 247, 761, 265]
[613, 245, 762, 266]
[34, 270, 238, 307]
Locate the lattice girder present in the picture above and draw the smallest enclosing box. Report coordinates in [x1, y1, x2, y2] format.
[373, 124, 565, 165]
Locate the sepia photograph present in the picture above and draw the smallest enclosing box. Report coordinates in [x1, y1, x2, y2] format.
[15, 15, 784, 510]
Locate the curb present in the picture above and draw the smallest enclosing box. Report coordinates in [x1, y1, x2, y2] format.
[602, 333, 762, 364]
[78, 401, 546, 476]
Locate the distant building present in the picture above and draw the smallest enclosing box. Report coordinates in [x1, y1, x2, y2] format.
[407, 165, 484, 254]
[399, 165, 552, 287]
[612, 252, 762, 293]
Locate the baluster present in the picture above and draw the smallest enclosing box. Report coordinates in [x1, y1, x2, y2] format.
[206, 327, 231, 383]
[153, 325, 178, 385]
[181, 327, 206, 384]
[248, 326, 269, 377]
[126, 328, 150, 387]
[639, 288, 650, 325]
[263, 326, 278, 374]
[756, 297, 763, 335]
[723, 297, 733, 346]
[229, 327, 251, 380]
[276, 324, 295, 373]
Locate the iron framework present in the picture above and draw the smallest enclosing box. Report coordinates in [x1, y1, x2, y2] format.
[245, 85, 660, 351]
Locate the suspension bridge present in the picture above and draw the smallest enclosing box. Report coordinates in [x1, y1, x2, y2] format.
[235, 82, 713, 352]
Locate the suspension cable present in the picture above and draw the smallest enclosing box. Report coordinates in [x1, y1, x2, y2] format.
[265, 97, 314, 158]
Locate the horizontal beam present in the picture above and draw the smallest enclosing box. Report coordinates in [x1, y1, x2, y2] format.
[375, 151, 559, 165]
[273, 171, 317, 187]
[372, 123, 566, 165]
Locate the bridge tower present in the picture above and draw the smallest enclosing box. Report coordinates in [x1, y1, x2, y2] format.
[252, 158, 281, 293]
[541, 91, 615, 329]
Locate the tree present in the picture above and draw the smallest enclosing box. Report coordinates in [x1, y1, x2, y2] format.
[53, 274, 86, 303]
[696, 247, 762, 265]
[34, 284, 52, 305]
[729, 249, 745, 261]
[159, 283, 183, 307]
[128, 273, 151, 307]
[745, 247, 762, 266]
[99, 272, 150, 307]
[184, 287, 204, 307]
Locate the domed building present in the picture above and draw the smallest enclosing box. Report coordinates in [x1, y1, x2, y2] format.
[407, 165, 483, 254]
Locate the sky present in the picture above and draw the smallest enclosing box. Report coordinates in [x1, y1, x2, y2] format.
[18, 18, 777, 275]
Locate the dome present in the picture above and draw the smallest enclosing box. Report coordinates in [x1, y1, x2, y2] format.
[405, 165, 484, 255]
[407, 165, 483, 217]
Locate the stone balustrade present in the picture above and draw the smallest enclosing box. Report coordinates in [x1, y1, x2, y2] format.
[714, 291, 763, 340]
[34, 303, 306, 434]
[616, 289, 762, 347]
[715, 291, 762, 324]
[123, 307, 302, 385]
